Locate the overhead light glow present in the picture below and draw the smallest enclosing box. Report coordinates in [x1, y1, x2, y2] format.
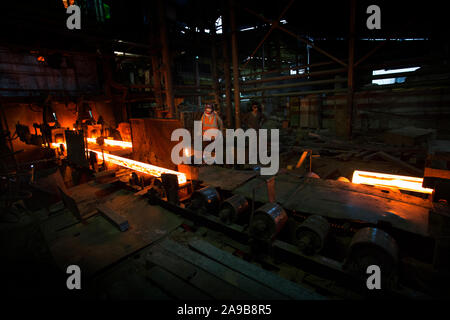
[215, 16, 223, 34]
[372, 67, 420, 76]
[372, 67, 420, 85]
[240, 26, 255, 32]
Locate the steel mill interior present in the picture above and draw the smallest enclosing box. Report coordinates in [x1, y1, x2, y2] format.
[1, 0, 450, 302]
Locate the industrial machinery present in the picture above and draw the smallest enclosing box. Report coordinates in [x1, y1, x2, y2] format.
[8, 100, 449, 297]
[344, 227, 399, 286]
[219, 194, 249, 224]
[295, 215, 330, 255]
[134, 163, 450, 297]
[249, 203, 288, 250]
[188, 186, 221, 215]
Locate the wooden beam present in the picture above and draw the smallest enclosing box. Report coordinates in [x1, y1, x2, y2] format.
[151, 55, 163, 108]
[230, 0, 241, 128]
[97, 204, 129, 232]
[222, 6, 233, 128]
[346, 0, 356, 139]
[157, 0, 175, 117]
[146, 265, 212, 300]
[159, 239, 289, 299]
[210, 23, 222, 110]
[147, 247, 251, 299]
[188, 239, 323, 300]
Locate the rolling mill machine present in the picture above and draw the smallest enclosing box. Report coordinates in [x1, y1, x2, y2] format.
[6, 105, 450, 298]
[141, 157, 450, 297]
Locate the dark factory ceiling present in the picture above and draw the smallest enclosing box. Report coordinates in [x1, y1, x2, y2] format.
[1, 1, 447, 48]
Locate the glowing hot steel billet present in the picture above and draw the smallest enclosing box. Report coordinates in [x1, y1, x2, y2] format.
[352, 170, 433, 194]
[49, 141, 185, 184]
[51, 142, 66, 149]
[86, 138, 132, 148]
[89, 149, 187, 185]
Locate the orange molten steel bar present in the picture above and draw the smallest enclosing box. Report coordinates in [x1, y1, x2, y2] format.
[89, 149, 187, 185]
[51, 142, 66, 149]
[352, 170, 433, 194]
[86, 138, 132, 148]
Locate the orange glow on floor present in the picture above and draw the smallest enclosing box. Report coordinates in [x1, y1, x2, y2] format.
[352, 170, 433, 194]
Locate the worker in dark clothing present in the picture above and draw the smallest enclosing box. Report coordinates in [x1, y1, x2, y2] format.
[244, 101, 266, 130]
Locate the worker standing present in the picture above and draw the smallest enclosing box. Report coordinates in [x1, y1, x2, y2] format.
[200, 104, 224, 164]
[242, 101, 266, 166]
[201, 104, 223, 137]
[244, 101, 266, 130]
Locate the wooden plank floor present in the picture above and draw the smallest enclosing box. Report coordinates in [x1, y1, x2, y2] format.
[140, 238, 325, 300]
[37, 178, 326, 300]
[146, 247, 253, 300]
[40, 182, 183, 278]
[198, 166, 257, 191]
[188, 239, 324, 300]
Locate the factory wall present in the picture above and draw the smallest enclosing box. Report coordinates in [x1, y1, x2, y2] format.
[317, 87, 450, 135]
[0, 46, 99, 95]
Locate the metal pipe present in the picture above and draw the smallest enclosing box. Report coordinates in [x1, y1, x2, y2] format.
[240, 87, 347, 100]
[295, 151, 309, 169]
[241, 78, 347, 93]
[241, 61, 335, 77]
[241, 68, 347, 85]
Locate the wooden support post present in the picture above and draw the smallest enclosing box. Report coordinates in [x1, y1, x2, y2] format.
[194, 57, 201, 106]
[210, 24, 222, 112]
[229, 0, 241, 129]
[151, 55, 163, 108]
[222, 7, 233, 128]
[100, 48, 113, 97]
[157, 0, 175, 117]
[347, 0, 356, 139]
